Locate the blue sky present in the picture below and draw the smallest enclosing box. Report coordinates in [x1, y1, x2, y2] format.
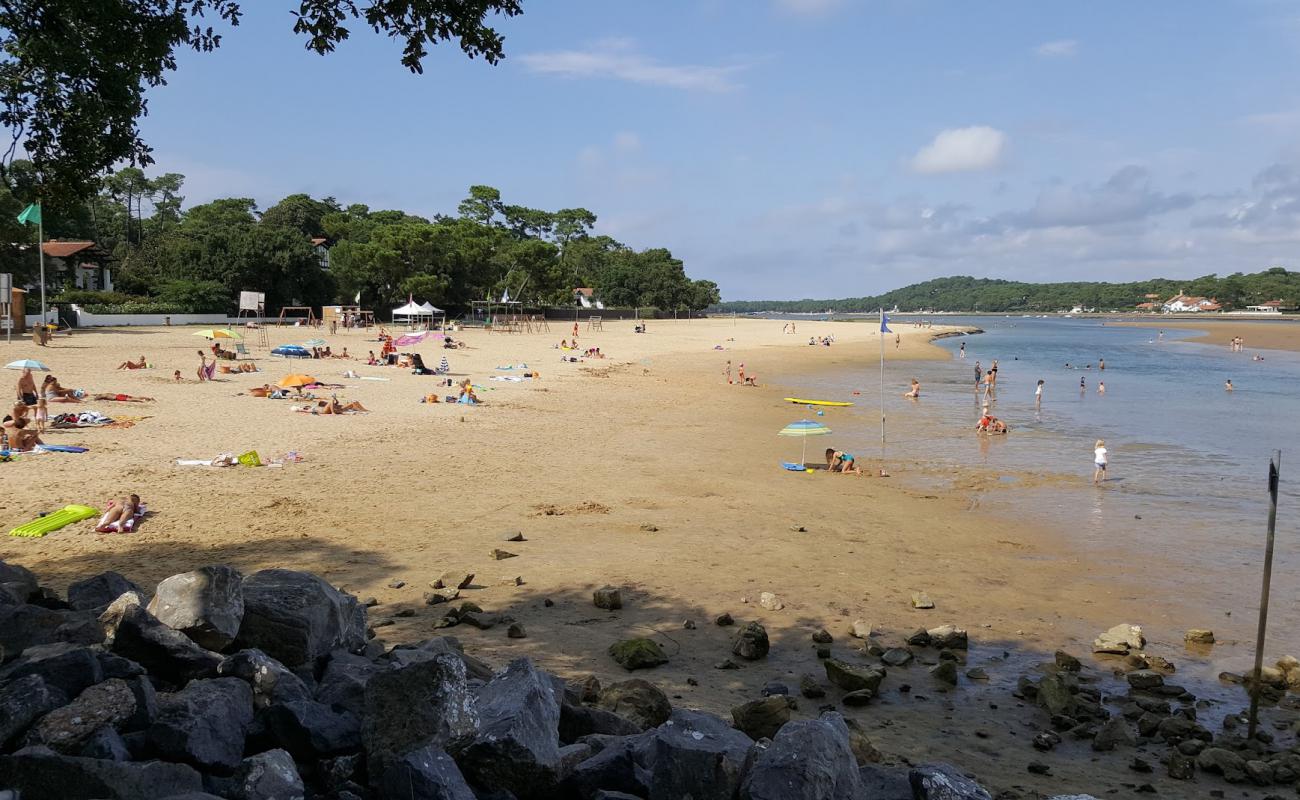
[135, 0, 1300, 299]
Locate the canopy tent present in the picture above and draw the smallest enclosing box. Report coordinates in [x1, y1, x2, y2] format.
[392, 300, 445, 330]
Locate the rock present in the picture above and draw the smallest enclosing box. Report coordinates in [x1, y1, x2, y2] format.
[559, 704, 642, 742]
[1197, 747, 1248, 782]
[0, 642, 103, 698]
[1277, 654, 1299, 672]
[452, 658, 562, 798]
[231, 749, 305, 800]
[930, 661, 958, 686]
[1244, 759, 1274, 786]
[759, 591, 784, 611]
[567, 709, 754, 800]
[1036, 674, 1076, 717]
[732, 621, 770, 660]
[597, 679, 671, 729]
[812, 628, 833, 644]
[434, 571, 475, 590]
[0, 675, 63, 748]
[715, 659, 741, 670]
[0, 746, 203, 799]
[78, 725, 130, 761]
[261, 698, 361, 759]
[500, 576, 524, 587]
[911, 591, 935, 609]
[234, 569, 366, 668]
[815, 645, 832, 659]
[425, 587, 461, 604]
[1184, 629, 1215, 644]
[0, 603, 102, 663]
[824, 659, 885, 693]
[731, 696, 790, 740]
[313, 651, 379, 717]
[593, 586, 623, 610]
[386, 636, 495, 682]
[459, 611, 498, 630]
[1091, 717, 1136, 751]
[380, 743, 475, 800]
[387, 579, 406, 589]
[761, 681, 789, 697]
[216, 648, 312, 709]
[0, 559, 38, 604]
[508, 622, 528, 639]
[1033, 731, 1060, 751]
[800, 674, 826, 699]
[926, 624, 967, 650]
[98, 593, 222, 685]
[490, 549, 518, 560]
[608, 637, 668, 670]
[149, 677, 253, 771]
[1127, 669, 1165, 691]
[859, 765, 912, 798]
[715, 612, 734, 626]
[842, 690, 874, 706]
[965, 667, 988, 681]
[67, 572, 143, 612]
[850, 619, 873, 639]
[34, 678, 136, 753]
[740, 711, 860, 799]
[639, 523, 660, 532]
[363, 652, 476, 778]
[909, 763, 993, 800]
[1093, 623, 1144, 654]
[1054, 650, 1082, 671]
[882, 647, 914, 667]
[1027, 762, 1051, 775]
[1168, 751, 1196, 780]
[147, 565, 244, 651]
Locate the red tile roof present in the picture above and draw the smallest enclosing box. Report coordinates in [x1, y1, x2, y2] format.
[41, 241, 96, 258]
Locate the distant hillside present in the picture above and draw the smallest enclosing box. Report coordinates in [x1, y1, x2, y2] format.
[712, 269, 1300, 314]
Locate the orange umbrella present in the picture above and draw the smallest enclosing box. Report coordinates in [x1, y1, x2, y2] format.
[277, 374, 318, 388]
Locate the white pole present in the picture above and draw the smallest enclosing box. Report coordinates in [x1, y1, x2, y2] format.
[879, 307, 886, 459]
[38, 200, 46, 327]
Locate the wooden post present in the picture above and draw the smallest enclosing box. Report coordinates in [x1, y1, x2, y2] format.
[1247, 451, 1282, 740]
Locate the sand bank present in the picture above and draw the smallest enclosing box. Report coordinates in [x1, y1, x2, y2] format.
[1115, 318, 1300, 352]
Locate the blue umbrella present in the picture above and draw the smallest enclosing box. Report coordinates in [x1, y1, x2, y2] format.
[5, 359, 49, 371]
[778, 419, 832, 466]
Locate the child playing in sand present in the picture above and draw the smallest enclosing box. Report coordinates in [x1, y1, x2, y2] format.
[1093, 439, 1108, 484]
[825, 448, 863, 475]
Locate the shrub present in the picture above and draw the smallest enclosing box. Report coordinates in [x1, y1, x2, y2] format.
[52, 290, 139, 306]
[82, 302, 191, 315]
[156, 279, 231, 313]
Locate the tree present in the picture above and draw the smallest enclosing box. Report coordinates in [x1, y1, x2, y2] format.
[0, 0, 524, 202]
[260, 193, 339, 237]
[457, 185, 502, 225]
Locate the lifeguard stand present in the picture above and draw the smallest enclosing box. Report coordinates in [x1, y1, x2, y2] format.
[277, 306, 318, 327]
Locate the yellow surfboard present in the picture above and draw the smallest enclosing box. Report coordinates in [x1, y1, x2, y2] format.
[784, 398, 855, 407]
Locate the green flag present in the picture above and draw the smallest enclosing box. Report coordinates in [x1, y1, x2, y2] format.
[16, 203, 40, 226]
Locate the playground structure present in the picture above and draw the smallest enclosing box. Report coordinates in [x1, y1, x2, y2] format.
[469, 299, 550, 334]
[323, 304, 374, 329]
[277, 306, 318, 327]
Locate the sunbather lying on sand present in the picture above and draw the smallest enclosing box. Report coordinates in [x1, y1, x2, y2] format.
[96, 494, 142, 533]
[296, 397, 369, 414]
[117, 355, 148, 370]
[90, 393, 154, 402]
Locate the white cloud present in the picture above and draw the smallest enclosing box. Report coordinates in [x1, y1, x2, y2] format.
[773, 0, 845, 15]
[612, 131, 641, 155]
[519, 40, 744, 92]
[910, 126, 1007, 175]
[1034, 39, 1079, 57]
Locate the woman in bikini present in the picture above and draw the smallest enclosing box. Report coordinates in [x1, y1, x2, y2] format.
[116, 355, 148, 370]
[96, 494, 142, 533]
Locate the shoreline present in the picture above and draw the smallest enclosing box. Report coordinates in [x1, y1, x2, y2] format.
[1112, 318, 1300, 353]
[1, 319, 1291, 797]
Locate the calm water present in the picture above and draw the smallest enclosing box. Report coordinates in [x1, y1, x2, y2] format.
[788, 315, 1300, 655]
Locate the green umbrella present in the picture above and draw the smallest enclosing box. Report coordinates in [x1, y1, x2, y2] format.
[778, 419, 832, 466]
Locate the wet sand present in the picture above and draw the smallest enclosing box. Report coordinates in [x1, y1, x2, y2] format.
[1115, 318, 1300, 352]
[0, 319, 1288, 798]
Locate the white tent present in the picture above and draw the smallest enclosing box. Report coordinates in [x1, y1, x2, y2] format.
[393, 300, 433, 329]
[419, 302, 443, 315]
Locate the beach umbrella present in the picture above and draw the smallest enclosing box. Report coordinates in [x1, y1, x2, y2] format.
[277, 374, 318, 388]
[303, 338, 327, 347]
[778, 419, 832, 466]
[192, 328, 242, 340]
[5, 359, 49, 371]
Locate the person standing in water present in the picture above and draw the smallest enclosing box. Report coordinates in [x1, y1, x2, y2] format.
[1225, 379, 1234, 391]
[1035, 379, 1044, 404]
[1098, 381, 1105, 395]
[974, 361, 982, 390]
[1099, 358, 1105, 371]
[1093, 439, 1108, 484]
[1080, 376, 1086, 392]
[959, 341, 966, 359]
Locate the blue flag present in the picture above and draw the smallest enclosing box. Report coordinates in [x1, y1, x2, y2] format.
[880, 312, 891, 334]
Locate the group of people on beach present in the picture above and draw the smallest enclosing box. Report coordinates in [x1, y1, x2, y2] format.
[722, 360, 759, 386]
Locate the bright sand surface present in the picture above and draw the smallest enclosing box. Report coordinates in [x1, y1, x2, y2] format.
[1115, 317, 1300, 352]
[0, 318, 1276, 796]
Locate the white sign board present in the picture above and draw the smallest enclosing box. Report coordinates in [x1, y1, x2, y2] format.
[239, 291, 265, 312]
[0, 273, 11, 293]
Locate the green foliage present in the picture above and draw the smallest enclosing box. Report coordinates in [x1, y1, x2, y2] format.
[156, 279, 230, 313]
[0, 1, 523, 204]
[82, 302, 189, 315]
[713, 272, 1300, 314]
[51, 290, 138, 306]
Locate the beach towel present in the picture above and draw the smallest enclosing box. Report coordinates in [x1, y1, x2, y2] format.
[490, 375, 526, 382]
[360, 376, 390, 382]
[35, 444, 89, 453]
[50, 410, 115, 428]
[9, 504, 99, 538]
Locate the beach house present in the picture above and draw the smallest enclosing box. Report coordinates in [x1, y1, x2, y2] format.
[1244, 300, 1293, 313]
[39, 240, 112, 292]
[1162, 291, 1221, 313]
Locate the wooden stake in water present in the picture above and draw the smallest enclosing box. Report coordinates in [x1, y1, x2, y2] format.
[1247, 450, 1282, 740]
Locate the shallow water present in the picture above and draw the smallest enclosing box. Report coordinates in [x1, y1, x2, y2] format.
[790, 316, 1300, 661]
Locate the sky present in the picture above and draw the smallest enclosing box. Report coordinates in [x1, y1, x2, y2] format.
[133, 0, 1300, 300]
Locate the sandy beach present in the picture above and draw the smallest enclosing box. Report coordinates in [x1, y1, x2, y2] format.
[1114, 317, 1300, 352]
[1, 318, 1288, 797]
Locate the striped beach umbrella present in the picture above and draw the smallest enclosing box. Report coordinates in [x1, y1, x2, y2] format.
[778, 419, 832, 466]
[437, 356, 450, 374]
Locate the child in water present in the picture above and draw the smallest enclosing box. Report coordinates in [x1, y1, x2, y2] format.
[1093, 440, 1108, 484]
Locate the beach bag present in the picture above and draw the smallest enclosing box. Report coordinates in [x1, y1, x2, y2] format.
[237, 450, 262, 467]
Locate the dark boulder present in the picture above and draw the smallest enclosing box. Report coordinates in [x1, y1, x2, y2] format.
[732, 622, 770, 660]
[0, 641, 102, 698]
[0, 674, 64, 748]
[0, 603, 66, 660]
[363, 652, 477, 778]
[231, 748, 305, 800]
[148, 565, 245, 651]
[379, 743, 476, 800]
[451, 657, 562, 799]
[858, 765, 913, 799]
[0, 559, 38, 603]
[67, 571, 143, 612]
[741, 712, 861, 800]
[823, 659, 884, 694]
[314, 650, 379, 716]
[0, 745, 203, 799]
[731, 697, 791, 741]
[608, 638, 668, 670]
[148, 677, 254, 771]
[217, 649, 312, 709]
[99, 593, 222, 685]
[909, 763, 992, 800]
[260, 698, 361, 759]
[33, 678, 137, 754]
[560, 703, 643, 742]
[234, 569, 366, 668]
[385, 636, 494, 681]
[78, 725, 131, 761]
[597, 679, 671, 730]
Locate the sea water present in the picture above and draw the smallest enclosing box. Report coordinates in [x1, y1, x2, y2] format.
[791, 316, 1300, 657]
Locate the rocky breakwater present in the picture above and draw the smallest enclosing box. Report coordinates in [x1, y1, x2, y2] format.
[0, 557, 1004, 800]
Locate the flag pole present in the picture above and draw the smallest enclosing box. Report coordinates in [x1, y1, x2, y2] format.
[879, 307, 886, 460]
[37, 199, 46, 328]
